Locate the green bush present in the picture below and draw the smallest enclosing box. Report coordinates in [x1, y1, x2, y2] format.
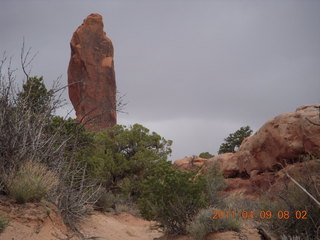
[205, 163, 226, 206]
[137, 161, 208, 234]
[85, 124, 172, 197]
[95, 189, 117, 212]
[7, 161, 58, 203]
[199, 152, 214, 159]
[0, 214, 9, 233]
[189, 208, 240, 240]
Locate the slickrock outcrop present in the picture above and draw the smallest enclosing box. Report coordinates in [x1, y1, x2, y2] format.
[68, 13, 116, 130]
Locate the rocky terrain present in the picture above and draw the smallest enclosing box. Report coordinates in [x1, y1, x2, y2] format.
[174, 104, 320, 198]
[68, 13, 117, 130]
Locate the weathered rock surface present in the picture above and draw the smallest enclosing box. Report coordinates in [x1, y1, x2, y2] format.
[206, 105, 320, 177]
[172, 156, 208, 171]
[224, 159, 320, 198]
[198, 105, 320, 196]
[68, 13, 116, 130]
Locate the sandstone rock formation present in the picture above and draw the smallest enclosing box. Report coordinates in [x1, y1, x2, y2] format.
[211, 105, 320, 196]
[174, 105, 320, 197]
[207, 105, 320, 179]
[172, 156, 208, 171]
[68, 13, 116, 130]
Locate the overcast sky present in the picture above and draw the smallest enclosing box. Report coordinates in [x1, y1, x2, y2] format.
[1, 0, 319, 160]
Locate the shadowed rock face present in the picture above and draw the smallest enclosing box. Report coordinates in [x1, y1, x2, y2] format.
[68, 13, 116, 131]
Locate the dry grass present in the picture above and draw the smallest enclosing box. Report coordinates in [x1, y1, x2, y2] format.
[7, 160, 58, 203]
[188, 207, 240, 240]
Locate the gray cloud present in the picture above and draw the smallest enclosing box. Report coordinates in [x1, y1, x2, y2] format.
[1, 0, 319, 160]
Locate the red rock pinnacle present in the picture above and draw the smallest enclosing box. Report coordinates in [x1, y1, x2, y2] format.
[68, 13, 117, 130]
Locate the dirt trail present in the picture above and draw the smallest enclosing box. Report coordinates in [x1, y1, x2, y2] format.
[79, 212, 162, 240]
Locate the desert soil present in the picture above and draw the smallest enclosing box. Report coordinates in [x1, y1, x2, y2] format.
[0, 195, 275, 240]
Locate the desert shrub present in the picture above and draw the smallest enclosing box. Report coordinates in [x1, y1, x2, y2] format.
[0, 214, 9, 233]
[56, 157, 102, 228]
[7, 160, 58, 203]
[189, 208, 240, 240]
[137, 161, 208, 234]
[205, 163, 226, 206]
[222, 192, 257, 216]
[256, 161, 320, 239]
[199, 152, 214, 159]
[86, 124, 172, 198]
[95, 189, 117, 212]
[0, 53, 101, 231]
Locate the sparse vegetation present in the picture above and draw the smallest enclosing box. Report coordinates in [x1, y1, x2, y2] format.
[0, 50, 174, 233]
[7, 160, 58, 204]
[0, 51, 101, 229]
[255, 160, 320, 239]
[189, 208, 240, 240]
[206, 163, 226, 206]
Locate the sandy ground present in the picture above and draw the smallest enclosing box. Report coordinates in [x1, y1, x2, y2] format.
[0, 195, 276, 240]
[0, 194, 162, 240]
[79, 211, 162, 240]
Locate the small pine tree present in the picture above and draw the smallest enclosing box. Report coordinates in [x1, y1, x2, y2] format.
[218, 126, 252, 154]
[18, 76, 53, 113]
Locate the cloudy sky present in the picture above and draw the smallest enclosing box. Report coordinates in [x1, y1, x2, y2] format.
[1, 0, 319, 160]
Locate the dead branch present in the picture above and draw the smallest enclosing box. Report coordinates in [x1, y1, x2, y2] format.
[285, 171, 320, 208]
[20, 38, 38, 80]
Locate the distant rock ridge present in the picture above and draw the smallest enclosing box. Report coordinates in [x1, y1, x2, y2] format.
[68, 13, 116, 131]
[173, 104, 320, 197]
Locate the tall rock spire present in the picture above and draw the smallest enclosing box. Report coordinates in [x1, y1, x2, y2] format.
[68, 13, 117, 130]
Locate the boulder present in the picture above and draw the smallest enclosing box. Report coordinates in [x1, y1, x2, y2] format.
[237, 105, 320, 176]
[206, 105, 320, 177]
[68, 13, 116, 131]
[207, 153, 240, 178]
[203, 105, 320, 197]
